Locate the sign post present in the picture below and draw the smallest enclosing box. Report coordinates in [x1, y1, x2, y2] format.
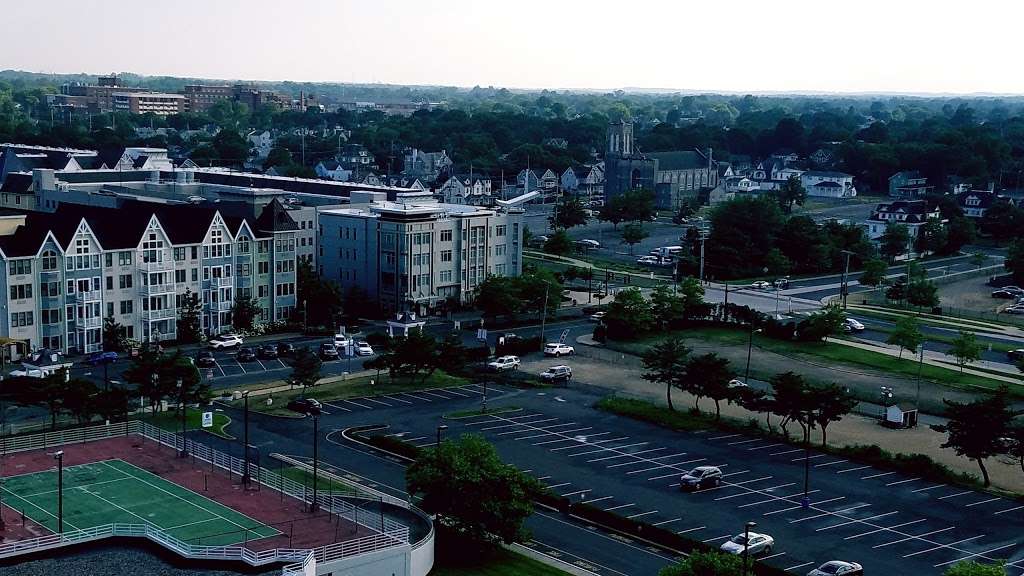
[201, 412, 213, 429]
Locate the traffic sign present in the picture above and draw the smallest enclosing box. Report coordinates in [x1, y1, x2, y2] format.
[477, 328, 488, 342]
[201, 412, 213, 428]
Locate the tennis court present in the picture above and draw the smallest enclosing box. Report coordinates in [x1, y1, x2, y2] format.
[0, 458, 279, 546]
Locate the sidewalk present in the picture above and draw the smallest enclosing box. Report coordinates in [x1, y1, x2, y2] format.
[832, 336, 1023, 384]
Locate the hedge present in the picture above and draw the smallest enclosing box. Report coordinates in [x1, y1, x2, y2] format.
[359, 433, 422, 460]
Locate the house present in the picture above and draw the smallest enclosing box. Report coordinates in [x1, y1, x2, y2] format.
[247, 130, 274, 160]
[383, 175, 426, 191]
[403, 148, 452, 181]
[724, 176, 760, 194]
[543, 138, 568, 149]
[801, 171, 856, 198]
[955, 189, 1001, 219]
[888, 171, 934, 198]
[97, 147, 174, 171]
[809, 148, 838, 169]
[560, 165, 604, 199]
[708, 183, 734, 205]
[0, 145, 99, 184]
[535, 169, 558, 191]
[315, 160, 352, 182]
[437, 175, 493, 205]
[516, 169, 541, 192]
[337, 144, 375, 169]
[864, 200, 941, 240]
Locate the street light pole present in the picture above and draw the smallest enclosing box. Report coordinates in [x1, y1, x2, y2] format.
[840, 250, 854, 309]
[436, 424, 448, 449]
[177, 377, 187, 458]
[53, 450, 64, 534]
[744, 322, 755, 384]
[915, 344, 925, 421]
[241, 391, 251, 487]
[310, 414, 320, 513]
[802, 410, 811, 509]
[539, 284, 550, 353]
[742, 520, 756, 576]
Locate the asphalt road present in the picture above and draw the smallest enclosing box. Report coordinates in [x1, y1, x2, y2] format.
[844, 314, 1021, 368]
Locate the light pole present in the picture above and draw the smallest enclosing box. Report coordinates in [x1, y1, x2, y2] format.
[177, 377, 187, 458]
[53, 450, 64, 534]
[742, 520, 756, 576]
[802, 410, 811, 509]
[310, 414, 320, 513]
[436, 424, 448, 449]
[840, 250, 854, 309]
[915, 344, 925, 421]
[743, 322, 759, 385]
[241, 390, 251, 487]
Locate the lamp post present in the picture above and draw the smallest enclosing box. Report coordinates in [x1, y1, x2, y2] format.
[177, 377, 187, 457]
[742, 520, 756, 576]
[310, 414, 319, 513]
[743, 323, 759, 385]
[840, 250, 854, 309]
[53, 450, 64, 534]
[915, 344, 924, 422]
[241, 390, 251, 487]
[802, 410, 811, 509]
[436, 424, 448, 449]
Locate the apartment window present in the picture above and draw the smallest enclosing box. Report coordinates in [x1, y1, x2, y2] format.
[495, 264, 507, 275]
[41, 281, 60, 298]
[9, 260, 31, 275]
[9, 284, 32, 300]
[258, 261, 269, 275]
[191, 247, 198, 259]
[119, 251, 133, 266]
[107, 302, 114, 317]
[173, 247, 187, 261]
[105, 253, 113, 267]
[440, 250, 453, 263]
[440, 230, 453, 242]
[258, 240, 270, 254]
[191, 268, 198, 281]
[239, 263, 251, 277]
[237, 238, 250, 254]
[106, 276, 113, 290]
[495, 225, 507, 237]
[67, 280, 75, 294]
[258, 285, 268, 298]
[495, 244, 507, 256]
[41, 309, 60, 324]
[175, 269, 186, 283]
[42, 250, 59, 271]
[10, 311, 33, 328]
[383, 252, 396, 265]
[118, 274, 133, 289]
[120, 300, 133, 314]
[440, 270, 453, 283]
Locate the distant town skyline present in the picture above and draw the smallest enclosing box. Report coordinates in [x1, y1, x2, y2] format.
[5, 0, 1024, 96]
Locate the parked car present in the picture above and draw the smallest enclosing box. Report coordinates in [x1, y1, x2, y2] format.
[543, 343, 575, 357]
[842, 318, 865, 332]
[806, 561, 863, 576]
[750, 281, 772, 290]
[1003, 305, 1024, 315]
[487, 355, 520, 372]
[576, 239, 601, 249]
[354, 341, 374, 356]
[727, 379, 747, 389]
[87, 351, 118, 365]
[589, 311, 606, 322]
[208, 334, 243, 349]
[720, 532, 774, 556]
[334, 333, 352, 349]
[992, 289, 1017, 299]
[636, 255, 661, 265]
[540, 365, 573, 383]
[1007, 349, 1024, 362]
[277, 342, 296, 356]
[9, 368, 45, 378]
[1004, 285, 1024, 295]
[773, 278, 790, 289]
[258, 344, 279, 359]
[236, 347, 256, 362]
[319, 343, 340, 360]
[195, 351, 216, 368]
[679, 466, 723, 491]
[286, 398, 322, 416]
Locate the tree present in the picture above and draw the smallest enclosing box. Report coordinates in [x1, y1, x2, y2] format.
[231, 296, 260, 331]
[389, 329, 440, 383]
[406, 434, 540, 546]
[677, 276, 706, 320]
[123, 347, 170, 414]
[672, 200, 696, 224]
[907, 278, 939, 309]
[263, 146, 292, 170]
[658, 550, 743, 576]
[947, 331, 982, 373]
[809, 384, 857, 446]
[887, 315, 923, 359]
[879, 222, 910, 262]
[943, 560, 1007, 576]
[649, 285, 684, 329]
[859, 258, 888, 288]
[474, 276, 520, 317]
[286, 347, 323, 392]
[913, 218, 948, 255]
[769, 371, 815, 441]
[684, 353, 734, 418]
[620, 223, 648, 255]
[176, 288, 202, 344]
[549, 196, 588, 229]
[1005, 240, 1024, 286]
[885, 277, 908, 305]
[603, 288, 654, 340]
[597, 198, 626, 229]
[62, 378, 99, 424]
[707, 197, 786, 279]
[642, 337, 691, 412]
[798, 304, 845, 341]
[211, 129, 251, 167]
[621, 189, 656, 222]
[436, 332, 469, 375]
[297, 259, 343, 328]
[544, 229, 573, 256]
[102, 315, 128, 352]
[772, 175, 806, 214]
[940, 386, 1013, 486]
[92, 386, 131, 423]
[942, 216, 976, 255]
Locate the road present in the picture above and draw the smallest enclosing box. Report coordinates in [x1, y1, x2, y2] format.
[844, 314, 1021, 368]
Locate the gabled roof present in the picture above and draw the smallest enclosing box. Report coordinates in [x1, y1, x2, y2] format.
[254, 197, 298, 234]
[955, 190, 999, 209]
[0, 172, 33, 193]
[647, 150, 707, 171]
[803, 170, 852, 179]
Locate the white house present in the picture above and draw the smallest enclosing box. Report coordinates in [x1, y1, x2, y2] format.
[438, 175, 493, 205]
[314, 160, 351, 182]
[801, 171, 856, 198]
[864, 200, 941, 240]
[247, 130, 274, 159]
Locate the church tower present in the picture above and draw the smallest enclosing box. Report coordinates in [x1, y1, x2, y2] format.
[607, 120, 634, 157]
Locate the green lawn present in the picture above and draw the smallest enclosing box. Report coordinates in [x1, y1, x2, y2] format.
[146, 407, 233, 438]
[444, 406, 521, 419]
[275, 466, 359, 494]
[596, 397, 723, 431]
[429, 548, 572, 576]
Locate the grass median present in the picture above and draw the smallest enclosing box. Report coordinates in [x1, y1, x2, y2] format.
[145, 407, 232, 438]
[430, 546, 573, 576]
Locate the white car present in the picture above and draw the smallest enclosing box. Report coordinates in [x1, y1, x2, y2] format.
[727, 379, 748, 389]
[543, 343, 575, 357]
[589, 311, 606, 322]
[487, 355, 520, 372]
[334, 333, 352, 348]
[807, 561, 863, 576]
[187, 195, 205, 204]
[636, 255, 661, 265]
[577, 239, 601, 249]
[9, 368, 45, 378]
[720, 532, 774, 556]
[750, 281, 772, 290]
[354, 341, 374, 356]
[843, 318, 865, 332]
[208, 334, 243, 349]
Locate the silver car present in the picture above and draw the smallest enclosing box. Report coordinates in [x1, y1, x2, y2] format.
[807, 561, 863, 576]
[720, 532, 774, 555]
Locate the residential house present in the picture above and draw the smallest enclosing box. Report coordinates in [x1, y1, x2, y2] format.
[315, 160, 352, 182]
[438, 175, 493, 205]
[247, 130, 275, 160]
[888, 171, 934, 198]
[955, 189, 1002, 219]
[801, 171, 856, 198]
[337, 144, 376, 169]
[864, 200, 941, 240]
[809, 148, 838, 169]
[560, 165, 604, 200]
[403, 149, 452, 181]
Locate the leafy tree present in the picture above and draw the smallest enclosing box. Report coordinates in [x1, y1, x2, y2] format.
[62, 378, 99, 424]
[25, 370, 70, 429]
[436, 332, 469, 375]
[913, 218, 948, 256]
[658, 550, 743, 576]
[672, 200, 696, 224]
[970, 252, 988, 269]
[474, 276, 520, 317]
[809, 384, 857, 446]
[707, 197, 786, 279]
[102, 315, 128, 352]
[859, 258, 888, 288]
[604, 288, 654, 340]
[981, 199, 1024, 241]
[769, 371, 814, 441]
[621, 189, 656, 222]
[885, 277, 908, 305]
[387, 329, 440, 383]
[123, 347, 169, 414]
[946, 331, 982, 373]
[597, 198, 626, 229]
[649, 285, 684, 329]
[1005, 240, 1024, 286]
[549, 196, 588, 230]
[677, 276, 706, 320]
[684, 353, 734, 418]
[642, 337, 691, 411]
[544, 229, 573, 256]
[942, 216, 976, 255]
[772, 175, 806, 214]
[211, 129, 250, 166]
[231, 296, 260, 331]
[940, 386, 1013, 487]
[798, 304, 845, 341]
[263, 146, 292, 170]
[879, 222, 910, 262]
[620, 223, 649, 255]
[176, 288, 202, 344]
[93, 386, 131, 423]
[297, 258, 343, 327]
[887, 315, 923, 359]
[406, 434, 540, 546]
[943, 560, 1008, 576]
[776, 215, 827, 273]
[907, 278, 939, 309]
[286, 347, 323, 392]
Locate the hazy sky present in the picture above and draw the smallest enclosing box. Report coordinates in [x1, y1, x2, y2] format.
[3, 0, 1022, 94]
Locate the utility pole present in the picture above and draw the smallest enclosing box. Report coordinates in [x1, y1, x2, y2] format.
[539, 284, 550, 352]
[436, 424, 448, 449]
[802, 412, 811, 509]
[697, 225, 710, 285]
[310, 414, 319, 513]
[177, 377, 187, 458]
[915, 344, 924, 421]
[241, 391, 251, 487]
[742, 521, 756, 576]
[53, 451, 64, 534]
[744, 322, 755, 384]
[840, 250, 854, 309]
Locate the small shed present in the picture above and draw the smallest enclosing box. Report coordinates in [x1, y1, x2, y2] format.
[884, 403, 918, 428]
[386, 312, 426, 338]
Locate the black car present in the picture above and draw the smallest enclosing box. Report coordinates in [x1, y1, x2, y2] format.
[1008, 349, 1024, 362]
[286, 397, 322, 416]
[195, 350, 216, 368]
[992, 289, 1016, 299]
[236, 347, 257, 362]
[276, 342, 295, 356]
[319, 343, 339, 360]
[258, 344, 279, 359]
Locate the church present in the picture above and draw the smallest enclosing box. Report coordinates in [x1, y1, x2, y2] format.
[603, 120, 718, 210]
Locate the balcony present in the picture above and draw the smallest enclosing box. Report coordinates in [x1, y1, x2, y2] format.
[75, 316, 102, 329]
[140, 281, 174, 296]
[214, 301, 233, 312]
[142, 259, 173, 272]
[208, 277, 233, 288]
[68, 290, 102, 302]
[142, 308, 176, 321]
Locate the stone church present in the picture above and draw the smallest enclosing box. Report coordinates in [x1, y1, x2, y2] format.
[603, 120, 718, 210]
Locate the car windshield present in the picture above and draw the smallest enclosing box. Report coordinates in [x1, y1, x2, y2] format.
[730, 535, 748, 544]
[688, 468, 703, 477]
[818, 564, 842, 574]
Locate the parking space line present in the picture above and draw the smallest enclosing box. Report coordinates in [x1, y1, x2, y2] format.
[551, 436, 628, 451]
[588, 453, 637, 463]
[606, 451, 683, 468]
[732, 475, 772, 486]
[546, 482, 571, 489]
[813, 459, 848, 468]
[769, 448, 804, 456]
[362, 397, 392, 407]
[721, 469, 750, 478]
[626, 510, 658, 519]
[581, 496, 613, 505]
[673, 457, 709, 467]
[845, 519, 927, 540]
[994, 505, 1024, 515]
[902, 535, 983, 558]
[437, 387, 470, 397]
[885, 478, 920, 486]
[383, 395, 413, 404]
[276, 359, 287, 369]
[603, 503, 635, 512]
[254, 358, 266, 370]
[912, 484, 945, 493]
[762, 482, 797, 492]
[609, 452, 678, 468]
[760, 552, 786, 561]
[817, 511, 898, 531]
[561, 489, 591, 498]
[727, 438, 762, 446]
[873, 527, 955, 548]
[934, 543, 1019, 568]
[212, 360, 227, 376]
[791, 454, 830, 462]
[964, 497, 1002, 508]
[481, 418, 558, 431]
[708, 433, 742, 440]
[536, 476, 551, 481]
[746, 443, 782, 451]
[649, 469, 699, 481]
[322, 402, 351, 412]
[764, 496, 844, 516]
[701, 534, 731, 543]
[836, 465, 872, 474]
[626, 463, 679, 475]
[533, 437, 580, 446]
[570, 442, 648, 457]
[236, 360, 246, 373]
[937, 491, 973, 500]
[737, 490, 820, 509]
[785, 562, 814, 572]
[401, 392, 433, 402]
[513, 426, 591, 440]
[652, 518, 681, 526]
[861, 471, 896, 480]
[342, 399, 374, 410]
[677, 526, 705, 535]
[833, 503, 873, 515]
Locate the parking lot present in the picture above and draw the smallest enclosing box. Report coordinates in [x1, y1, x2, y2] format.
[369, 385, 1024, 575]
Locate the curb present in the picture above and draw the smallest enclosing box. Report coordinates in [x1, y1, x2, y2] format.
[507, 542, 600, 576]
[442, 407, 523, 420]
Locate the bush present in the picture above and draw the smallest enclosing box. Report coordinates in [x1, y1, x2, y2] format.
[360, 433, 422, 460]
[365, 331, 391, 349]
[495, 336, 542, 357]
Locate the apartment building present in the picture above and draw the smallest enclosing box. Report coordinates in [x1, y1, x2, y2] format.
[113, 92, 187, 116]
[318, 192, 523, 314]
[0, 199, 298, 354]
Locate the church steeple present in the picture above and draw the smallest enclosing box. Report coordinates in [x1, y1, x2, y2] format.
[607, 121, 634, 157]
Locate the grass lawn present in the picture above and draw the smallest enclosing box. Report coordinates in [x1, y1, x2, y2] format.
[234, 371, 471, 416]
[145, 407, 232, 438]
[848, 306, 1015, 334]
[429, 548, 572, 576]
[274, 466, 359, 494]
[596, 397, 724, 431]
[444, 406, 521, 419]
[606, 326, 1016, 393]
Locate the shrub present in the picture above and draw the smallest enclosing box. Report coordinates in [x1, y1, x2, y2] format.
[360, 433, 422, 460]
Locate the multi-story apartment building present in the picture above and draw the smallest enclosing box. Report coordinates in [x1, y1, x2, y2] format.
[0, 199, 298, 354]
[318, 192, 523, 314]
[112, 92, 186, 116]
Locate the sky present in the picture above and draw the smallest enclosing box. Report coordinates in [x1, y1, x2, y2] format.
[2, 0, 1022, 95]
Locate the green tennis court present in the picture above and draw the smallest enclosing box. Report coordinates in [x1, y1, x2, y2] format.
[0, 459, 278, 546]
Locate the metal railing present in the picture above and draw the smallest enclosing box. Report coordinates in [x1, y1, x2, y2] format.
[142, 308, 176, 321]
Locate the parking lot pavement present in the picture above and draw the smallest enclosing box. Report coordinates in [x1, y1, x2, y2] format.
[373, 387, 1024, 575]
[317, 382, 501, 418]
